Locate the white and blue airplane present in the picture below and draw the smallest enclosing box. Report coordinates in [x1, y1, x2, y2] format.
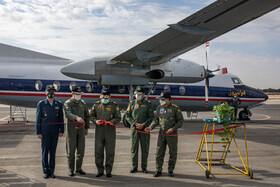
[0, 0, 278, 120]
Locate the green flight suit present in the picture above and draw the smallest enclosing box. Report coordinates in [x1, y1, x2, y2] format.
[64, 98, 90, 172]
[125, 99, 154, 170]
[150, 103, 184, 173]
[89, 100, 121, 174]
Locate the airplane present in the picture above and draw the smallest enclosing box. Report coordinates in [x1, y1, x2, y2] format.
[0, 0, 278, 122]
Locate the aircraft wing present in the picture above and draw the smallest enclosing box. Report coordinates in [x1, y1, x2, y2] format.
[112, 0, 280, 66]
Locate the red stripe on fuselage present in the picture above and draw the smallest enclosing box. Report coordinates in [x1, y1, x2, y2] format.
[0, 92, 265, 102]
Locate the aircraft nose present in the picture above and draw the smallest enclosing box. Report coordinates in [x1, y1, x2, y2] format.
[264, 93, 268, 101]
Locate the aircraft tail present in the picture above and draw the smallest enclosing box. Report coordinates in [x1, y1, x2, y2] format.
[0, 43, 71, 62]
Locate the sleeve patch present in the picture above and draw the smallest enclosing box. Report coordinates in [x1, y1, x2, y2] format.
[172, 104, 178, 108]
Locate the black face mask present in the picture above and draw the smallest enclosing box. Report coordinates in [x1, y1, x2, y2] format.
[47, 92, 55, 99]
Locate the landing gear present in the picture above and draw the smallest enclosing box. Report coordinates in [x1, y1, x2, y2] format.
[238, 108, 251, 120]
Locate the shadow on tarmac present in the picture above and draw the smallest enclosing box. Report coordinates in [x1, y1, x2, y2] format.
[55, 170, 280, 187]
[0, 168, 46, 186]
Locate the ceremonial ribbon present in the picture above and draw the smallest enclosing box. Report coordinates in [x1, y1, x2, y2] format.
[0, 121, 86, 129]
[0, 120, 244, 136]
[98, 120, 245, 137]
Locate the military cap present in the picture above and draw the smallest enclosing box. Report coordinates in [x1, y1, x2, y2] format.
[100, 88, 110, 99]
[134, 87, 145, 95]
[157, 91, 171, 100]
[72, 86, 84, 94]
[45, 84, 56, 91]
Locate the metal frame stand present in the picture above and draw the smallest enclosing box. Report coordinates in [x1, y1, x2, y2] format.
[8, 105, 28, 123]
[195, 120, 253, 179]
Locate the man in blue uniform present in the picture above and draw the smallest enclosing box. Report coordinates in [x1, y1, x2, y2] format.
[35, 85, 64, 179]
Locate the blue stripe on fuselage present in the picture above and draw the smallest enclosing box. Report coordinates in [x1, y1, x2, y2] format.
[0, 78, 265, 99]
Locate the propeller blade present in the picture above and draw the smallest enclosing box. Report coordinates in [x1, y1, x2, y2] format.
[205, 77, 209, 108]
[205, 41, 210, 108]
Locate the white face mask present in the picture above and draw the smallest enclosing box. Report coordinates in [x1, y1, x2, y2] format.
[74, 94, 81, 101]
[135, 94, 143, 101]
[101, 98, 110, 104]
[159, 100, 166, 105]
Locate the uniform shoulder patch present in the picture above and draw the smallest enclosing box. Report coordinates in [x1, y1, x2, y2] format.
[65, 99, 71, 104]
[172, 104, 178, 108]
[95, 101, 100, 104]
[81, 99, 86, 104]
[39, 100, 43, 103]
[113, 101, 118, 105]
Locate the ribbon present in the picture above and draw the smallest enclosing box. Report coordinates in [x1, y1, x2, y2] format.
[97, 120, 245, 137]
[0, 120, 244, 136]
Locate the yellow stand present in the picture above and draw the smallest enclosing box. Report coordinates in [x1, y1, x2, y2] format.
[195, 119, 253, 179]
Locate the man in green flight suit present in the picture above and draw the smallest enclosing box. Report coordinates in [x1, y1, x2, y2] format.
[89, 88, 121, 178]
[64, 86, 90, 177]
[125, 87, 154, 174]
[145, 91, 184, 177]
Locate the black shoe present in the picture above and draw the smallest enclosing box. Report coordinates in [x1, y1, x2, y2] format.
[68, 171, 74, 177]
[130, 168, 137, 173]
[96, 172, 104, 177]
[43, 174, 49, 179]
[168, 171, 174, 177]
[142, 169, 148, 173]
[153, 171, 162, 177]
[76, 170, 86, 175]
[49, 173, 56, 178]
[106, 173, 112, 178]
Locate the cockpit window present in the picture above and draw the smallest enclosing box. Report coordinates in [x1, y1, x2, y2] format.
[232, 78, 242, 84]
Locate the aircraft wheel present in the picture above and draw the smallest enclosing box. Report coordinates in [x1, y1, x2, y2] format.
[122, 112, 131, 128]
[239, 110, 249, 120]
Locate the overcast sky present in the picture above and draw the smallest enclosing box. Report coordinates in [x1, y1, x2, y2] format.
[0, 0, 279, 89]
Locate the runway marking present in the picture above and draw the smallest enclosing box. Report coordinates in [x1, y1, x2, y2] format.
[253, 113, 271, 120]
[0, 115, 10, 121]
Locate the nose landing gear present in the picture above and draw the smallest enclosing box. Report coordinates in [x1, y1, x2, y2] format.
[238, 108, 252, 120]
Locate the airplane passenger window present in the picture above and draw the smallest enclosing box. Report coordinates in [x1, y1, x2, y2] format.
[232, 78, 241, 84]
[69, 81, 77, 91]
[53, 80, 60, 91]
[86, 82, 93, 92]
[164, 85, 170, 92]
[35, 80, 43, 91]
[118, 85, 125, 94]
[179, 86, 186, 95]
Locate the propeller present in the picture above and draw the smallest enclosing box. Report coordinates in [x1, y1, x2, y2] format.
[204, 42, 226, 108]
[205, 42, 210, 108]
[204, 42, 229, 108]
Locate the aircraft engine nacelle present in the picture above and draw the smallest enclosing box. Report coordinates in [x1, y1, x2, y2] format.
[150, 59, 205, 83]
[61, 56, 152, 85]
[145, 69, 165, 79]
[61, 56, 205, 85]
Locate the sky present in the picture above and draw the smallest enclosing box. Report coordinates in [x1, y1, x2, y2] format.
[0, 0, 279, 89]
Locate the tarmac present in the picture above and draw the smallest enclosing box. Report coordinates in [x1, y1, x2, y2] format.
[0, 101, 280, 187]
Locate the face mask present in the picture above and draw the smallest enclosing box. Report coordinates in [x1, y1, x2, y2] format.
[159, 100, 166, 105]
[47, 92, 55, 99]
[74, 94, 81, 101]
[135, 94, 143, 101]
[101, 98, 110, 104]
